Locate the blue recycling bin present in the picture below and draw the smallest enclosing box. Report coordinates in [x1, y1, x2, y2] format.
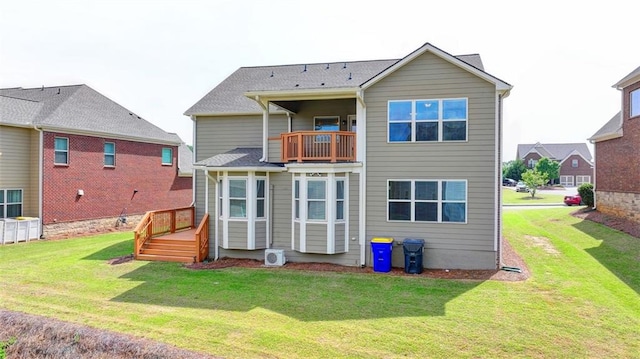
[403, 238, 425, 274]
[371, 237, 394, 272]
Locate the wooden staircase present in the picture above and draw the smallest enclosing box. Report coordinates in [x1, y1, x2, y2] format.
[136, 232, 198, 263]
[134, 207, 209, 263]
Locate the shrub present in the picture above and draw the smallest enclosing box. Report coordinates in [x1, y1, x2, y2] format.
[578, 183, 594, 207]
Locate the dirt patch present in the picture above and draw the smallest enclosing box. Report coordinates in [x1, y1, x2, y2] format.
[107, 254, 134, 265]
[0, 310, 219, 359]
[572, 208, 640, 239]
[524, 235, 560, 255]
[186, 238, 530, 282]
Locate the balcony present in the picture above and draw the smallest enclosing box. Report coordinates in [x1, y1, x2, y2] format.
[280, 131, 356, 163]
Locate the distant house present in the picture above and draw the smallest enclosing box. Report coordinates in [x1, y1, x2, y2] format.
[0, 85, 193, 240]
[589, 66, 640, 224]
[184, 42, 512, 270]
[516, 142, 594, 186]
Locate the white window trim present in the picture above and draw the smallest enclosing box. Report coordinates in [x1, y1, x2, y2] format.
[387, 179, 468, 224]
[387, 98, 468, 143]
[104, 141, 116, 167]
[54, 137, 69, 165]
[1, 188, 23, 218]
[576, 175, 591, 185]
[571, 159, 578, 168]
[228, 178, 248, 219]
[560, 175, 574, 186]
[292, 173, 349, 254]
[161, 147, 173, 166]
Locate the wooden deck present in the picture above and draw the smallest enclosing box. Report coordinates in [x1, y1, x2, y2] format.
[154, 229, 197, 241]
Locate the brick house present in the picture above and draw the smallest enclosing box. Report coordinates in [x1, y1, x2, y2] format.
[589, 66, 640, 224]
[0, 85, 193, 240]
[516, 142, 594, 186]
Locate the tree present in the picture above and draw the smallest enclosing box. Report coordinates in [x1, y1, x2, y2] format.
[534, 157, 560, 185]
[521, 169, 548, 198]
[503, 159, 527, 181]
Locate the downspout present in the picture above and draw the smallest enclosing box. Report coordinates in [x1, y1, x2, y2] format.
[204, 170, 219, 260]
[255, 96, 269, 162]
[356, 90, 367, 267]
[496, 93, 503, 267]
[590, 139, 597, 210]
[33, 125, 44, 238]
[190, 115, 197, 207]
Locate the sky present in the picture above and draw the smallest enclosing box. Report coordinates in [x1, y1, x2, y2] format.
[1, 0, 638, 161]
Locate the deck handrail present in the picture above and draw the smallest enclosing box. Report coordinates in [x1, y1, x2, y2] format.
[194, 213, 210, 262]
[281, 131, 356, 162]
[133, 206, 195, 259]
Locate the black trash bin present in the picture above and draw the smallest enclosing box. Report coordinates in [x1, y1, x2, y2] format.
[403, 238, 425, 274]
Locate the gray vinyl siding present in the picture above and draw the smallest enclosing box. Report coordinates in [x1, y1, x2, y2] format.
[290, 99, 356, 131]
[255, 220, 267, 249]
[335, 224, 345, 253]
[227, 221, 248, 249]
[0, 126, 39, 217]
[304, 223, 328, 253]
[364, 51, 498, 269]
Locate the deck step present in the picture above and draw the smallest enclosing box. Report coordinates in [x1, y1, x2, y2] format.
[141, 247, 194, 256]
[145, 242, 196, 251]
[136, 253, 196, 263]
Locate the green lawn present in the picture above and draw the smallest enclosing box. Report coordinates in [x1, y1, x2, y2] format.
[0, 208, 638, 358]
[502, 187, 567, 204]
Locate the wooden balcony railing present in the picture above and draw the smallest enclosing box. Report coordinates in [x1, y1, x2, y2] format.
[133, 206, 195, 259]
[281, 131, 356, 163]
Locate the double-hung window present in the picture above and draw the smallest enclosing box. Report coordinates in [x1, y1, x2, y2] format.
[104, 142, 115, 166]
[336, 180, 345, 220]
[161, 147, 173, 165]
[631, 89, 640, 118]
[229, 179, 247, 218]
[307, 180, 326, 220]
[54, 137, 69, 165]
[0, 189, 22, 218]
[571, 159, 578, 168]
[388, 180, 466, 223]
[388, 98, 467, 142]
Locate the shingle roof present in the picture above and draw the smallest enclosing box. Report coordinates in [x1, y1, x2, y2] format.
[184, 53, 488, 116]
[0, 85, 178, 144]
[0, 95, 42, 126]
[588, 112, 623, 142]
[517, 143, 593, 162]
[613, 65, 640, 89]
[195, 148, 283, 169]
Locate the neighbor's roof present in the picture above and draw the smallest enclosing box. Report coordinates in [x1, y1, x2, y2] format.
[184, 43, 505, 116]
[588, 112, 623, 142]
[167, 132, 193, 177]
[517, 143, 593, 162]
[0, 85, 179, 145]
[613, 65, 640, 89]
[0, 95, 43, 126]
[195, 148, 284, 170]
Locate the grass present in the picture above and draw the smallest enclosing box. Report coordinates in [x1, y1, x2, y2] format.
[502, 187, 566, 204]
[0, 208, 639, 358]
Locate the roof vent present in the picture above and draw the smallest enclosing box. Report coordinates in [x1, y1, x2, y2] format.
[348, 72, 352, 80]
[295, 84, 299, 87]
[303, 64, 307, 72]
[343, 63, 347, 69]
[326, 64, 330, 69]
[321, 82, 325, 86]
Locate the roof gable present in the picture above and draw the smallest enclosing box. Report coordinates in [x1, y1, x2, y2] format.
[361, 42, 512, 93]
[517, 142, 593, 162]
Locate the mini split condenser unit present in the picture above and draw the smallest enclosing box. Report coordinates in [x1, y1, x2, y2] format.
[265, 249, 286, 266]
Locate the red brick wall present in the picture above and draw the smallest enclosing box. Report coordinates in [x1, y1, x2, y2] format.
[42, 132, 192, 224]
[559, 154, 593, 179]
[523, 153, 541, 168]
[595, 81, 640, 194]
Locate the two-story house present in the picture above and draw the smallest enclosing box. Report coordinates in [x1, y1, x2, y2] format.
[589, 66, 640, 224]
[516, 142, 594, 186]
[0, 85, 193, 240]
[185, 43, 512, 270]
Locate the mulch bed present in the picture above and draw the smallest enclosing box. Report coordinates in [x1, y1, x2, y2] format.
[185, 237, 530, 282]
[571, 207, 640, 238]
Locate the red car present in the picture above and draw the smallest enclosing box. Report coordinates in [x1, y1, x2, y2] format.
[564, 194, 582, 206]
